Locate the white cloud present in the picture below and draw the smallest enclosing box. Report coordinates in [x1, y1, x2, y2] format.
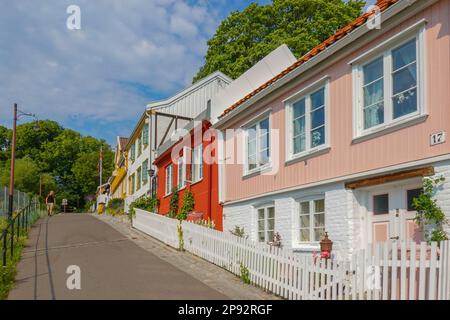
[0, 0, 243, 143]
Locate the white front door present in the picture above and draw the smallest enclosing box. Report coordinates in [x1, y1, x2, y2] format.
[367, 180, 423, 245]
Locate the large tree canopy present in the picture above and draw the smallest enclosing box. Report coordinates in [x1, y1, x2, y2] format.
[0, 120, 114, 208]
[193, 0, 365, 82]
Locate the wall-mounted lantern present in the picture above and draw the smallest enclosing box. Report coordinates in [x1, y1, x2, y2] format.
[320, 232, 333, 259]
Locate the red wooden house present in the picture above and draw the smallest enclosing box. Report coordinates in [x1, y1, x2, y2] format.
[153, 109, 223, 230]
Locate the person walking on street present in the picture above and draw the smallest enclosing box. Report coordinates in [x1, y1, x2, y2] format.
[46, 191, 56, 216]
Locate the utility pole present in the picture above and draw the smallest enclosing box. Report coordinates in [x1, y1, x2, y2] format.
[8, 104, 18, 220]
[7, 103, 39, 221]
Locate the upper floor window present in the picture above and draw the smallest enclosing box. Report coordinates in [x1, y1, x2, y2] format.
[165, 164, 173, 195]
[245, 116, 270, 174]
[353, 27, 425, 137]
[286, 81, 328, 160]
[191, 145, 203, 183]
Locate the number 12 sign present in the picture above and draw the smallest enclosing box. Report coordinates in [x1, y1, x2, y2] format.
[430, 131, 447, 146]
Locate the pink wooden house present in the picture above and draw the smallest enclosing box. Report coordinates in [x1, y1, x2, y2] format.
[213, 0, 450, 257]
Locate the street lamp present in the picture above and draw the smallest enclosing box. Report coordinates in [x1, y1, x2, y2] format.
[8, 103, 39, 220]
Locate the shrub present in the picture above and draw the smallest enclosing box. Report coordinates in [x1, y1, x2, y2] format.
[106, 198, 124, 216]
[413, 176, 449, 242]
[128, 196, 159, 221]
[178, 188, 194, 220]
[168, 187, 179, 218]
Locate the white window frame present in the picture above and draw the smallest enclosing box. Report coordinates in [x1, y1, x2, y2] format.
[191, 144, 203, 183]
[165, 164, 173, 196]
[243, 111, 271, 176]
[285, 77, 330, 162]
[352, 22, 426, 139]
[256, 205, 275, 243]
[297, 197, 325, 245]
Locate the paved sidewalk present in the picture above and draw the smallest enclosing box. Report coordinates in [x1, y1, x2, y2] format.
[94, 213, 279, 300]
[8, 214, 229, 300]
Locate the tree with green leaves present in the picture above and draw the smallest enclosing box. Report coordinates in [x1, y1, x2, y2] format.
[193, 0, 365, 82]
[0, 120, 114, 209]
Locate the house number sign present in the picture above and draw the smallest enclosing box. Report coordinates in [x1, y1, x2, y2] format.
[430, 131, 447, 146]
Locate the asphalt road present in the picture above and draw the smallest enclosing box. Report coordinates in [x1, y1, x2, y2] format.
[8, 214, 227, 300]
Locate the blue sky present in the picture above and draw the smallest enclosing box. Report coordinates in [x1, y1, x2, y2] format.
[0, 0, 370, 146]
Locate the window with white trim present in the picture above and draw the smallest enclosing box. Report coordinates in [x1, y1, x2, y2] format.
[246, 116, 270, 173]
[287, 85, 327, 159]
[191, 144, 203, 183]
[165, 164, 172, 195]
[257, 206, 275, 243]
[354, 32, 424, 136]
[177, 157, 185, 189]
[298, 199, 325, 243]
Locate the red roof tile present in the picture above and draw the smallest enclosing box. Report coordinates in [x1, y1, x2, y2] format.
[219, 0, 398, 118]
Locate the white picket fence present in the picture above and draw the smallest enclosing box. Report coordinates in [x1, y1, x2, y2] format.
[133, 209, 450, 300]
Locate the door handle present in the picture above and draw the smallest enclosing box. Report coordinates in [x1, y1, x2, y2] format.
[390, 236, 399, 240]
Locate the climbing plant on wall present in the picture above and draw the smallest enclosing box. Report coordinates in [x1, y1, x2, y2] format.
[413, 176, 448, 242]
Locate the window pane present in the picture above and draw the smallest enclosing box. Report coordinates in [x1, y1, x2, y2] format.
[267, 207, 275, 219]
[407, 188, 422, 211]
[300, 229, 310, 242]
[314, 199, 325, 213]
[258, 232, 265, 242]
[260, 133, 269, 150]
[300, 202, 310, 214]
[364, 102, 384, 129]
[363, 57, 383, 84]
[258, 208, 265, 220]
[311, 107, 325, 129]
[259, 118, 269, 132]
[248, 139, 256, 155]
[364, 79, 384, 107]
[311, 88, 325, 109]
[260, 149, 270, 165]
[311, 126, 325, 148]
[314, 213, 325, 227]
[300, 215, 310, 228]
[373, 194, 389, 215]
[267, 230, 274, 242]
[258, 220, 265, 232]
[248, 125, 256, 141]
[267, 218, 275, 231]
[293, 135, 306, 154]
[393, 64, 417, 95]
[393, 87, 417, 119]
[314, 228, 325, 242]
[293, 99, 305, 118]
[293, 116, 305, 137]
[392, 39, 416, 70]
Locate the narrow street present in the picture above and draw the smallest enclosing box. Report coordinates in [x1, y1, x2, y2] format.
[8, 214, 228, 300]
